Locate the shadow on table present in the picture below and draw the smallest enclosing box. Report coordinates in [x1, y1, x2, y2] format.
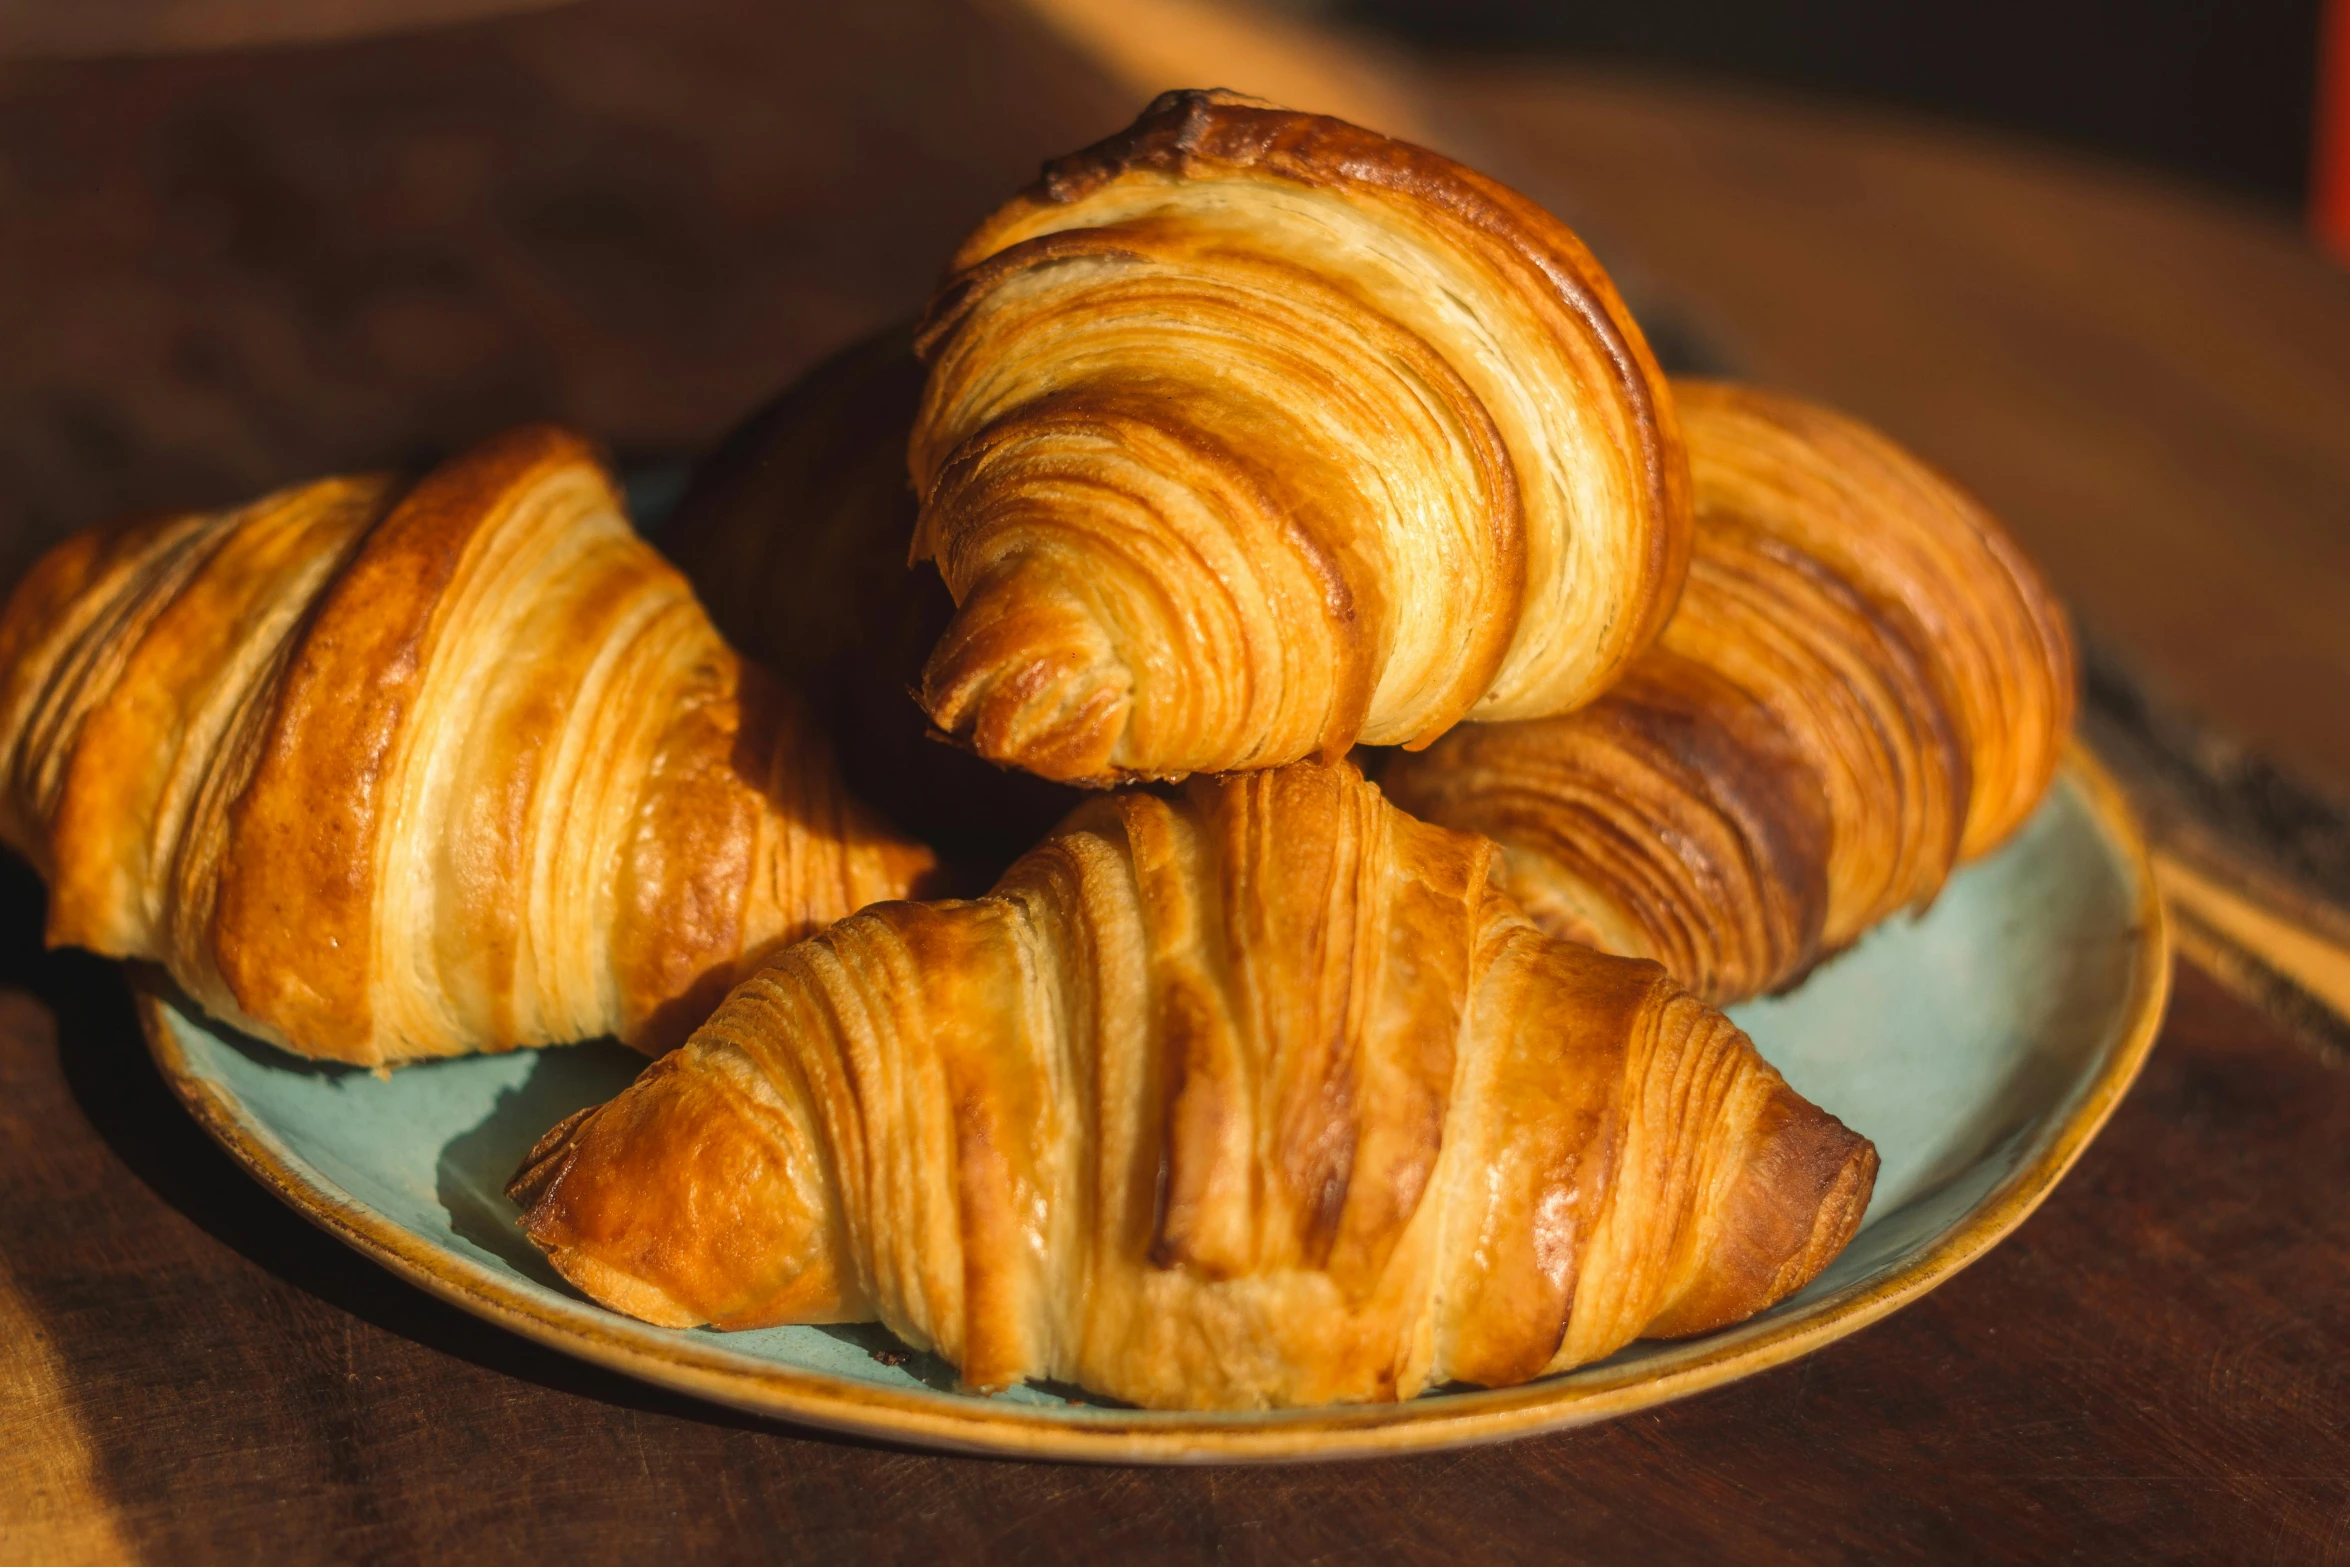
[0, 852, 934, 1456]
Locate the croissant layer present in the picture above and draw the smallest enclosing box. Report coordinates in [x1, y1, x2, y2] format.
[510, 759, 1874, 1410]
[1386, 382, 2074, 1003]
[907, 90, 1692, 784]
[0, 426, 936, 1065]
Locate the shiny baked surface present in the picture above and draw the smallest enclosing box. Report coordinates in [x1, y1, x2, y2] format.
[0, 426, 935, 1066]
[906, 90, 1692, 783]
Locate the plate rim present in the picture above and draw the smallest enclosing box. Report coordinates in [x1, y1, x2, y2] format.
[137, 742, 2171, 1464]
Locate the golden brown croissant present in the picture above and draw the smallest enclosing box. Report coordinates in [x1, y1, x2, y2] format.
[0, 425, 937, 1066]
[507, 758, 1874, 1411]
[906, 89, 1693, 785]
[1384, 382, 2076, 1003]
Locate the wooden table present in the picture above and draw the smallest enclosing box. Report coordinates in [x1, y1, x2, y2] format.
[4, 3, 2349, 1560]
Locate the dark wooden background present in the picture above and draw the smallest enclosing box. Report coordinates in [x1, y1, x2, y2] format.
[3, 1, 2349, 1560]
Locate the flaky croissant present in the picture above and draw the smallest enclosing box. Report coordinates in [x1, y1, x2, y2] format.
[507, 758, 1874, 1411]
[907, 89, 1693, 785]
[0, 425, 936, 1066]
[1385, 382, 2076, 1004]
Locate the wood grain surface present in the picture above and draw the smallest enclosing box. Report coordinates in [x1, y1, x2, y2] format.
[0, 0, 1130, 588]
[1, 1, 2347, 1560]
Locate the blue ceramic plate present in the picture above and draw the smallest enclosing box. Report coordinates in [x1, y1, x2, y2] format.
[139, 748, 2168, 1462]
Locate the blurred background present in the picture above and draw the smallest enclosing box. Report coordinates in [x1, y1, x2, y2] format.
[1348, 0, 2335, 216]
[0, 0, 2343, 796]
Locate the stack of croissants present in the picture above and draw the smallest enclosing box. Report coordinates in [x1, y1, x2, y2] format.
[0, 94, 2074, 1412]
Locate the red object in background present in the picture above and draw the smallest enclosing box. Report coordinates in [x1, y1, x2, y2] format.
[2319, 0, 2350, 259]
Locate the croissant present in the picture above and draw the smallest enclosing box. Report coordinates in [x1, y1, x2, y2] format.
[906, 89, 1693, 785]
[1384, 382, 2075, 1003]
[507, 758, 1875, 1411]
[0, 425, 937, 1066]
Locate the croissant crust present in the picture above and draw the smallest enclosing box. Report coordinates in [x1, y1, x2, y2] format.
[1386, 382, 2074, 1003]
[0, 426, 936, 1065]
[907, 89, 1692, 784]
[509, 759, 1873, 1410]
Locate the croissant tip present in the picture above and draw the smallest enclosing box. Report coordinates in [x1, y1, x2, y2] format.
[1780, 1122, 1877, 1299]
[1756, 1093, 1877, 1293]
[921, 646, 1133, 787]
[504, 1104, 597, 1211]
[1646, 1085, 1879, 1341]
